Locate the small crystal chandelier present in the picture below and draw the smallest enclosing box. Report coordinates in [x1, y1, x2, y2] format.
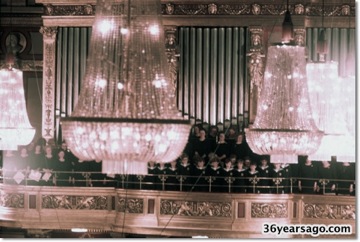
[61, 0, 190, 174]
[0, 59, 35, 150]
[245, 2, 323, 163]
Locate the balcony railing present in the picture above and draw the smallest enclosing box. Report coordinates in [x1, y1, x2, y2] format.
[0, 169, 355, 196]
[0, 182, 355, 238]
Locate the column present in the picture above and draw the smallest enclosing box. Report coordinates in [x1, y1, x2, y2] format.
[40, 26, 58, 142]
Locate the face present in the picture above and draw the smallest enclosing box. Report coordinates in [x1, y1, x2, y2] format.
[58, 151, 65, 159]
[171, 160, 177, 167]
[20, 148, 27, 155]
[198, 160, 204, 168]
[274, 163, 281, 169]
[35, 145, 41, 152]
[237, 135, 243, 143]
[219, 133, 225, 141]
[212, 161, 219, 168]
[237, 161, 243, 169]
[244, 159, 250, 167]
[45, 147, 52, 155]
[200, 130, 206, 138]
[261, 159, 268, 166]
[182, 157, 189, 164]
[229, 129, 235, 135]
[225, 162, 232, 168]
[250, 164, 256, 171]
[194, 126, 200, 134]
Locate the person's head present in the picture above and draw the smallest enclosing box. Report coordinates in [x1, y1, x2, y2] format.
[199, 129, 206, 139]
[229, 154, 237, 164]
[210, 157, 220, 168]
[236, 134, 243, 143]
[224, 158, 232, 169]
[196, 157, 205, 168]
[244, 157, 251, 167]
[228, 127, 236, 136]
[148, 160, 156, 167]
[180, 153, 189, 164]
[261, 157, 268, 166]
[218, 132, 226, 142]
[170, 159, 177, 168]
[236, 159, 244, 169]
[273, 163, 281, 170]
[159, 162, 165, 168]
[20, 147, 28, 156]
[61, 141, 67, 151]
[250, 162, 257, 171]
[34, 144, 42, 154]
[193, 125, 200, 135]
[58, 150, 65, 159]
[209, 126, 218, 136]
[45, 145, 52, 156]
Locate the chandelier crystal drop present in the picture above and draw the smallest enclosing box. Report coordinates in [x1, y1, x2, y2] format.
[0, 68, 35, 150]
[61, 0, 190, 175]
[245, 44, 323, 158]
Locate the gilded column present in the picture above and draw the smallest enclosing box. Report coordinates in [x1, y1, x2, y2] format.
[247, 27, 265, 125]
[40, 26, 58, 142]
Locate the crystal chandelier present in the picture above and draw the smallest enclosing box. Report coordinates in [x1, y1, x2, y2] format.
[0, 66, 35, 150]
[61, 0, 190, 174]
[245, 1, 323, 163]
[307, 62, 355, 162]
[245, 44, 323, 162]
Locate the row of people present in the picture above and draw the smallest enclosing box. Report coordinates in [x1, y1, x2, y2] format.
[1, 143, 354, 196]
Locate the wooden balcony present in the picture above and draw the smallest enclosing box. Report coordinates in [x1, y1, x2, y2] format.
[0, 184, 355, 238]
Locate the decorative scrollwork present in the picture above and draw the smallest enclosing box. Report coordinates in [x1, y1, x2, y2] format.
[251, 203, 288, 218]
[38, 3, 354, 17]
[117, 198, 144, 213]
[304, 203, 355, 220]
[44, 4, 95, 16]
[42, 195, 107, 210]
[160, 199, 231, 217]
[0, 192, 24, 208]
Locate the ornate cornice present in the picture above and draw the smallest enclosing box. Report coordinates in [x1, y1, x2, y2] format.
[40, 3, 355, 17]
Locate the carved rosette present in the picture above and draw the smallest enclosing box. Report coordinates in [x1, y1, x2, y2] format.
[40, 27, 58, 141]
[42, 195, 108, 210]
[304, 203, 355, 220]
[0, 192, 24, 208]
[251, 202, 288, 218]
[117, 197, 144, 213]
[160, 199, 232, 217]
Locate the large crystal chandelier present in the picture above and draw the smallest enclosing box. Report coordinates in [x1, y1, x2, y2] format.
[307, 61, 355, 163]
[245, 1, 323, 163]
[245, 44, 323, 163]
[0, 66, 35, 150]
[61, 0, 190, 174]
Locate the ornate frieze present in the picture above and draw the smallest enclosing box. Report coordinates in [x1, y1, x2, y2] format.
[117, 197, 144, 213]
[44, 4, 94, 16]
[0, 192, 24, 208]
[304, 203, 355, 220]
[40, 26, 58, 141]
[251, 202, 288, 218]
[40, 3, 355, 17]
[160, 199, 232, 217]
[42, 195, 108, 209]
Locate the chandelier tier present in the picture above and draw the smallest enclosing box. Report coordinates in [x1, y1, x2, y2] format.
[245, 44, 323, 160]
[61, 0, 190, 174]
[0, 67, 35, 150]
